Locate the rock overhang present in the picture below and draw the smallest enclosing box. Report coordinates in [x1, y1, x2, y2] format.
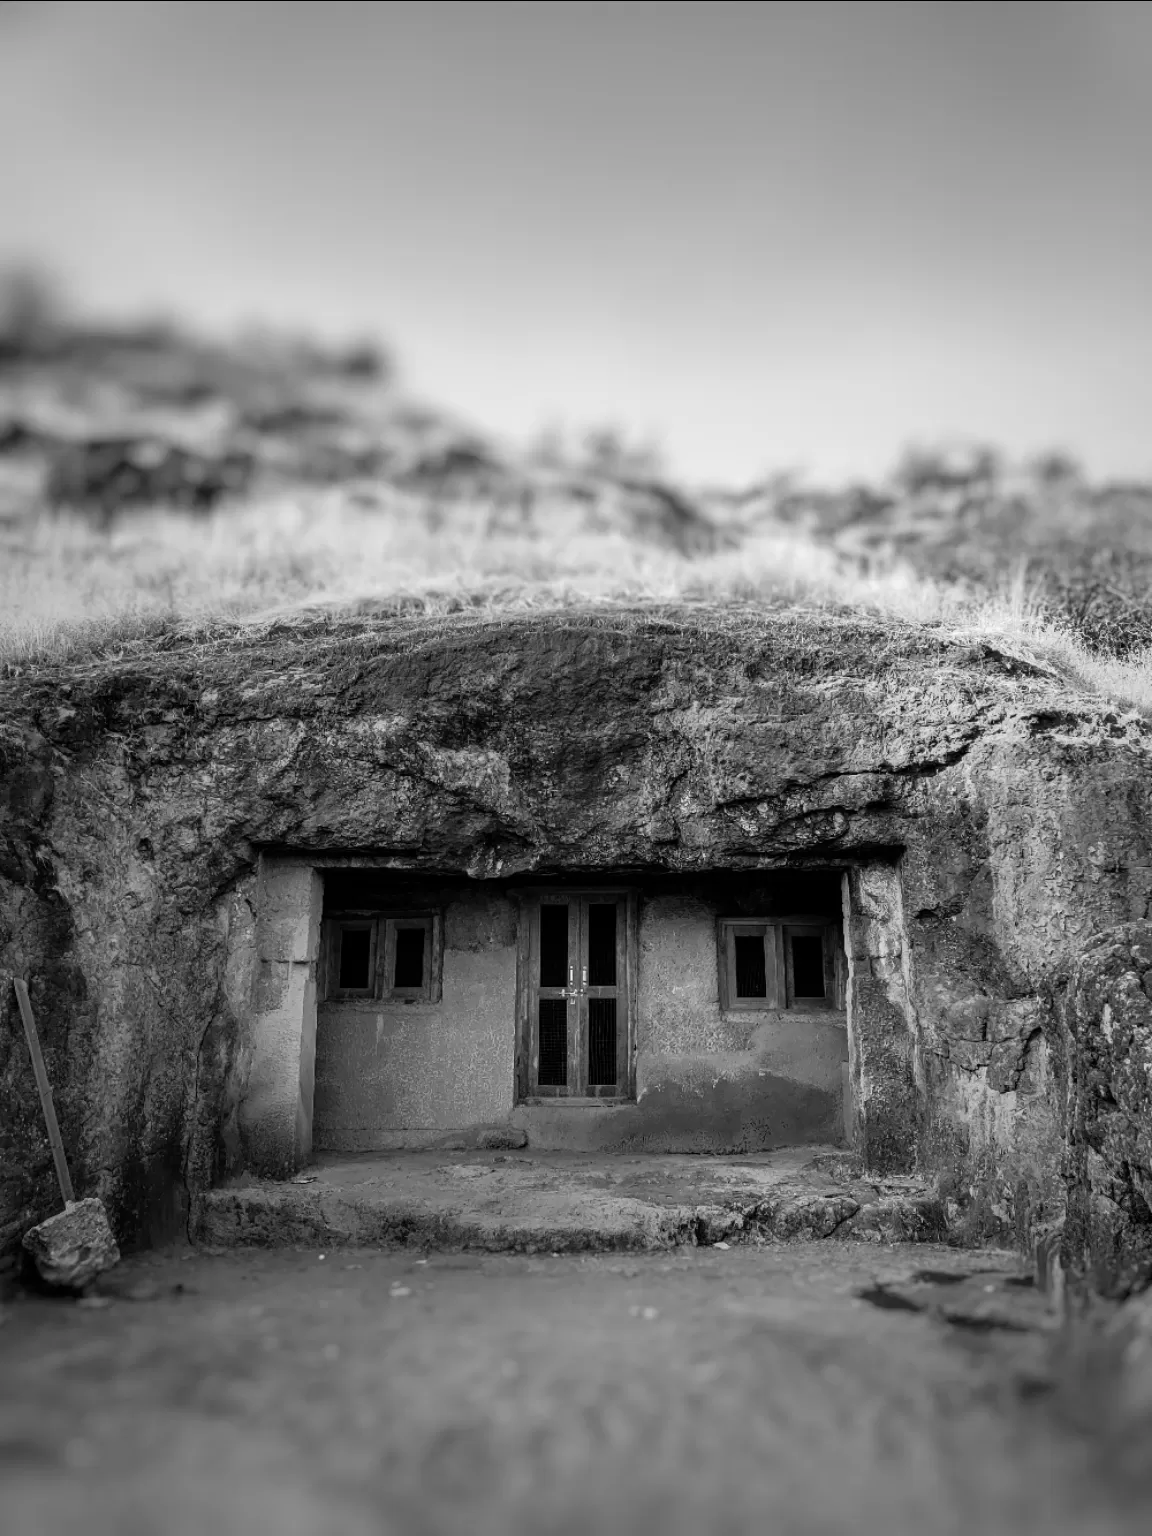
[4, 604, 1141, 880]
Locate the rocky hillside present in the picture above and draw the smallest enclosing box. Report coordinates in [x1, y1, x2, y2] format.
[0, 308, 722, 556]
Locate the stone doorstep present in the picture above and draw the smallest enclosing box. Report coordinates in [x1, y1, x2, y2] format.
[191, 1151, 948, 1254]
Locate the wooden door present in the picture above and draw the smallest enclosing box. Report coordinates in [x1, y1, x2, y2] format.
[526, 893, 629, 1098]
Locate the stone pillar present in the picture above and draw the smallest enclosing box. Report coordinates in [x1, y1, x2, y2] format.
[240, 859, 323, 1178]
[842, 862, 921, 1174]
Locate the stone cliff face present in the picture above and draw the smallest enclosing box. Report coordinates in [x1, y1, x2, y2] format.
[2, 606, 1151, 1263]
[1061, 923, 1152, 1298]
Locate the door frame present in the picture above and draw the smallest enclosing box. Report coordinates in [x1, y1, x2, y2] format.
[512, 886, 638, 1104]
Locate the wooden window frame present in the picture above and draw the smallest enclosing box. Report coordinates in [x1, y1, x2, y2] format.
[328, 919, 378, 999]
[320, 911, 443, 1004]
[381, 915, 438, 1002]
[717, 914, 843, 1012]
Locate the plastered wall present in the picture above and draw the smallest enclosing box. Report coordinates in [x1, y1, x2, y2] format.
[312, 886, 517, 1149]
[301, 878, 851, 1157]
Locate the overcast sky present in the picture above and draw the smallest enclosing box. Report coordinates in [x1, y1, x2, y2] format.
[1, 0, 1150, 484]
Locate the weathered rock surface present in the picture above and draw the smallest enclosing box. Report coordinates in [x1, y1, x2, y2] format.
[3, 606, 1152, 1263]
[1061, 922, 1152, 1298]
[22, 1197, 121, 1289]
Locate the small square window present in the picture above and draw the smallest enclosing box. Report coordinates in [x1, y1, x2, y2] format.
[718, 917, 839, 1012]
[718, 922, 781, 1011]
[322, 912, 442, 1003]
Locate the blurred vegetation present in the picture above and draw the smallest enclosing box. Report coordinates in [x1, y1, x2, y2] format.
[0, 268, 1150, 705]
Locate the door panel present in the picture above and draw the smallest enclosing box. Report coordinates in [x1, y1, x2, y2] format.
[537, 997, 569, 1087]
[586, 902, 617, 985]
[538, 902, 569, 988]
[587, 998, 617, 1087]
[531, 900, 578, 1096]
[526, 894, 629, 1098]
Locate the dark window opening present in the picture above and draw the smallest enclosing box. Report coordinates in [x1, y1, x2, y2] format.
[538, 998, 568, 1085]
[734, 933, 767, 998]
[338, 927, 372, 990]
[791, 935, 825, 998]
[539, 904, 568, 989]
[587, 903, 617, 986]
[588, 997, 617, 1086]
[393, 927, 426, 990]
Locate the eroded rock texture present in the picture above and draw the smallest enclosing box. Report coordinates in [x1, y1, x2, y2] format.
[2, 608, 1152, 1264]
[1061, 922, 1152, 1298]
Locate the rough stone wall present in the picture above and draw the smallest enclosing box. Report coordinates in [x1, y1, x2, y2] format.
[842, 864, 919, 1174]
[901, 722, 1152, 1247]
[1, 715, 254, 1256]
[3, 610, 1152, 1258]
[1060, 923, 1152, 1299]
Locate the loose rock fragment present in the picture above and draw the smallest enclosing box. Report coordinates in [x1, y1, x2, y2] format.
[476, 1127, 529, 1151]
[22, 1199, 120, 1291]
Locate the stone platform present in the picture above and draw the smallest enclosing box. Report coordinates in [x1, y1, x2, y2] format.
[193, 1146, 949, 1253]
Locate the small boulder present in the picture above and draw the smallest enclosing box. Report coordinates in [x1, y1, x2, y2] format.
[22, 1199, 121, 1291]
[476, 1126, 529, 1151]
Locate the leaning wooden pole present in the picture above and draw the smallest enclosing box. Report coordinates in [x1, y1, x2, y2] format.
[13, 978, 76, 1205]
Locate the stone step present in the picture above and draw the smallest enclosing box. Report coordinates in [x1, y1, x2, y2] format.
[193, 1175, 946, 1254]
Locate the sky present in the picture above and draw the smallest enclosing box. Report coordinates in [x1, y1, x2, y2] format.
[1, 0, 1150, 485]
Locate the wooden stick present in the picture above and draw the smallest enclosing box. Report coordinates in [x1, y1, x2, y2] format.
[13, 979, 75, 1206]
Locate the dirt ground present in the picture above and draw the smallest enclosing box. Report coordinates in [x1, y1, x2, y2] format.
[1, 1241, 1149, 1536]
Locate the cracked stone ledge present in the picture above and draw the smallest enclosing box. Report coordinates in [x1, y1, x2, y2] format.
[191, 1182, 947, 1254]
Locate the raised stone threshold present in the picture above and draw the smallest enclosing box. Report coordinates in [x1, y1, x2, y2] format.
[193, 1147, 949, 1253]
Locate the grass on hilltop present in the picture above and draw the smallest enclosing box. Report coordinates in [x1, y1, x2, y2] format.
[2, 487, 1152, 716]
